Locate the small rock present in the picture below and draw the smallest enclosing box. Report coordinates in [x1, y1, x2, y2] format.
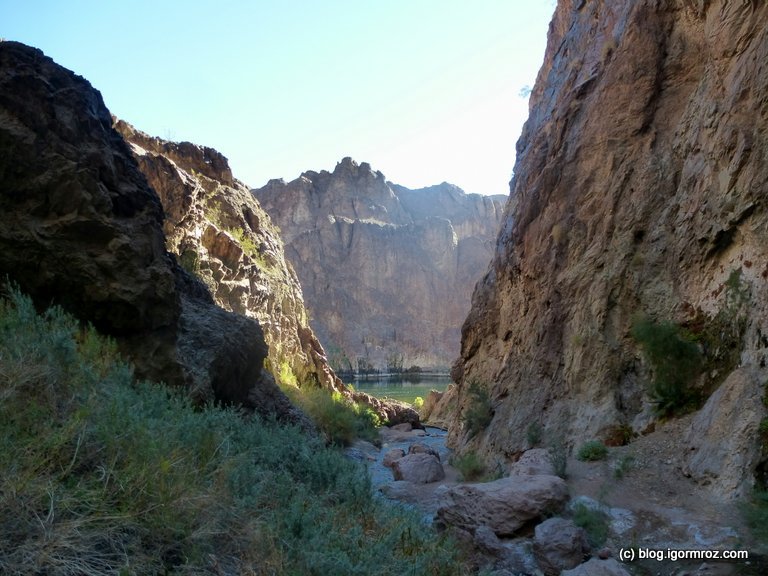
[509, 448, 555, 476]
[533, 517, 590, 575]
[597, 547, 612, 559]
[408, 442, 441, 461]
[474, 525, 504, 555]
[383, 448, 405, 468]
[391, 422, 413, 432]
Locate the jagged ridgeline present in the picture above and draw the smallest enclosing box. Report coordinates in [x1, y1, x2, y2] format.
[254, 157, 506, 373]
[113, 120, 341, 393]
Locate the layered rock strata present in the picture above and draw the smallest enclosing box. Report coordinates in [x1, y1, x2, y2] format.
[0, 41, 302, 424]
[437, 0, 768, 499]
[255, 158, 505, 371]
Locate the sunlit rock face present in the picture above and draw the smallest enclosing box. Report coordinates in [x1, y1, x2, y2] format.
[254, 157, 505, 372]
[0, 41, 304, 425]
[436, 0, 768, 498]
[115, 120, 341, 393]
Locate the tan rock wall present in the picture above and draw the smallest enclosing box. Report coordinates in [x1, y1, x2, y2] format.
[441, 0, 768, 494]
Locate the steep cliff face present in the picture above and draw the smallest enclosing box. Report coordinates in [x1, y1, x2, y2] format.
[0, 41, 303, 424]
[255, 158, 505, 371]
[114, 120, 341, 392]
[441, 0, 768, 498]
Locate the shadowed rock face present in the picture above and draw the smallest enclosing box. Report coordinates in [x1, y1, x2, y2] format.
[436, 1, 768, 498]
[0, 41, 303, 425]
[114, 120, 342, 394]
[254, 158, 505, 371]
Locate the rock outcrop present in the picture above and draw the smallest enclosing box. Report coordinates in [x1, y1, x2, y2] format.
[254, 158, 505, 371]
[0, 41, 303, 424]
[437, 0, 768, 498]
[113, 120, 341, 393]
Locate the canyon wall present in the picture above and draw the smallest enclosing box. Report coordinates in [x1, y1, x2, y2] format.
[438, 0, 768, 499]
[114, 121, 341, 392]
[0, 41, 305, 424]
[255, 158, 505, 372]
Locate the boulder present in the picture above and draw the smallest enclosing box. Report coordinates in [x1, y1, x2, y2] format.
[683, 367, 766, 500]
[383, 448, 405, 468]
[391, 453, 445, 484]
[408, 442, 441, 461]
[560, 558, 631, 576]
[509, 448, 555, 476]
[435, 474, 568, 537]
[533, 517, 590, 575]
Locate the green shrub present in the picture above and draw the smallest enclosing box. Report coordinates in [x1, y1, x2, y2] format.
[0, 287, 467, 575]
[462, 380, 493, 438]
[612, 454, 635, 479]
[451, 451, 488, 482]
[548, 435, 568, 479]
[413, 396, 424, 409]
[292, 387, 380, 446]
[572, 503, 609, 548]
[577, 440, 608, 462]
[631, 316, 703, 417]
[526, 422, 543, 447]
[743, 491, 768, 550]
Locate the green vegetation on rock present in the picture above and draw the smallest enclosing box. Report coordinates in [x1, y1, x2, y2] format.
[631, 316, 703, 417]
[462, 380, 494, 438]
[0, 288, 467, 575]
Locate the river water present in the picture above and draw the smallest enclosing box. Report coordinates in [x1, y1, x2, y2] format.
[350, 373, 452, 405]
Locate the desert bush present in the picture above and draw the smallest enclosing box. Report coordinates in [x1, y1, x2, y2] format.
[291, 386, 379, 446]
[631, 316, 703, 417]
[462, 380, 493, 438]
[526, 422, 543, 447]
[0, 287, 467, 575]
[572, 503, 609, 548]
[743, 491, 768, 550]
[451, 451, 488, 482]
[612, 454, 636, 479]
[577, 440, 608, 462]
[548, 435, 568, 479]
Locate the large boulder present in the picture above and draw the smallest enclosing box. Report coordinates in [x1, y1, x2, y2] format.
[0, 41, 304, 425]
[391, 453, 445, 484]
[683, 367, 767, 500]
[533, 517, 590, 576]
[435, 474, 568, 537]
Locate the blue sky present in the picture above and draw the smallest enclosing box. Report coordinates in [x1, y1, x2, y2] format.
[1, 1, 554, 195]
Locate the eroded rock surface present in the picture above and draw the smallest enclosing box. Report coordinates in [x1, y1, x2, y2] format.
[254, 158, 504, 371]
[438, 0, 768, 498]
[0, 41, 302, 424]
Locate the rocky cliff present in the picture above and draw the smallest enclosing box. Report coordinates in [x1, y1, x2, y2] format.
[0, 41, 304, 425]
[113, 120, 341, 393]
[438, 0, 768, 500]
[255, 158, 505, 372]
